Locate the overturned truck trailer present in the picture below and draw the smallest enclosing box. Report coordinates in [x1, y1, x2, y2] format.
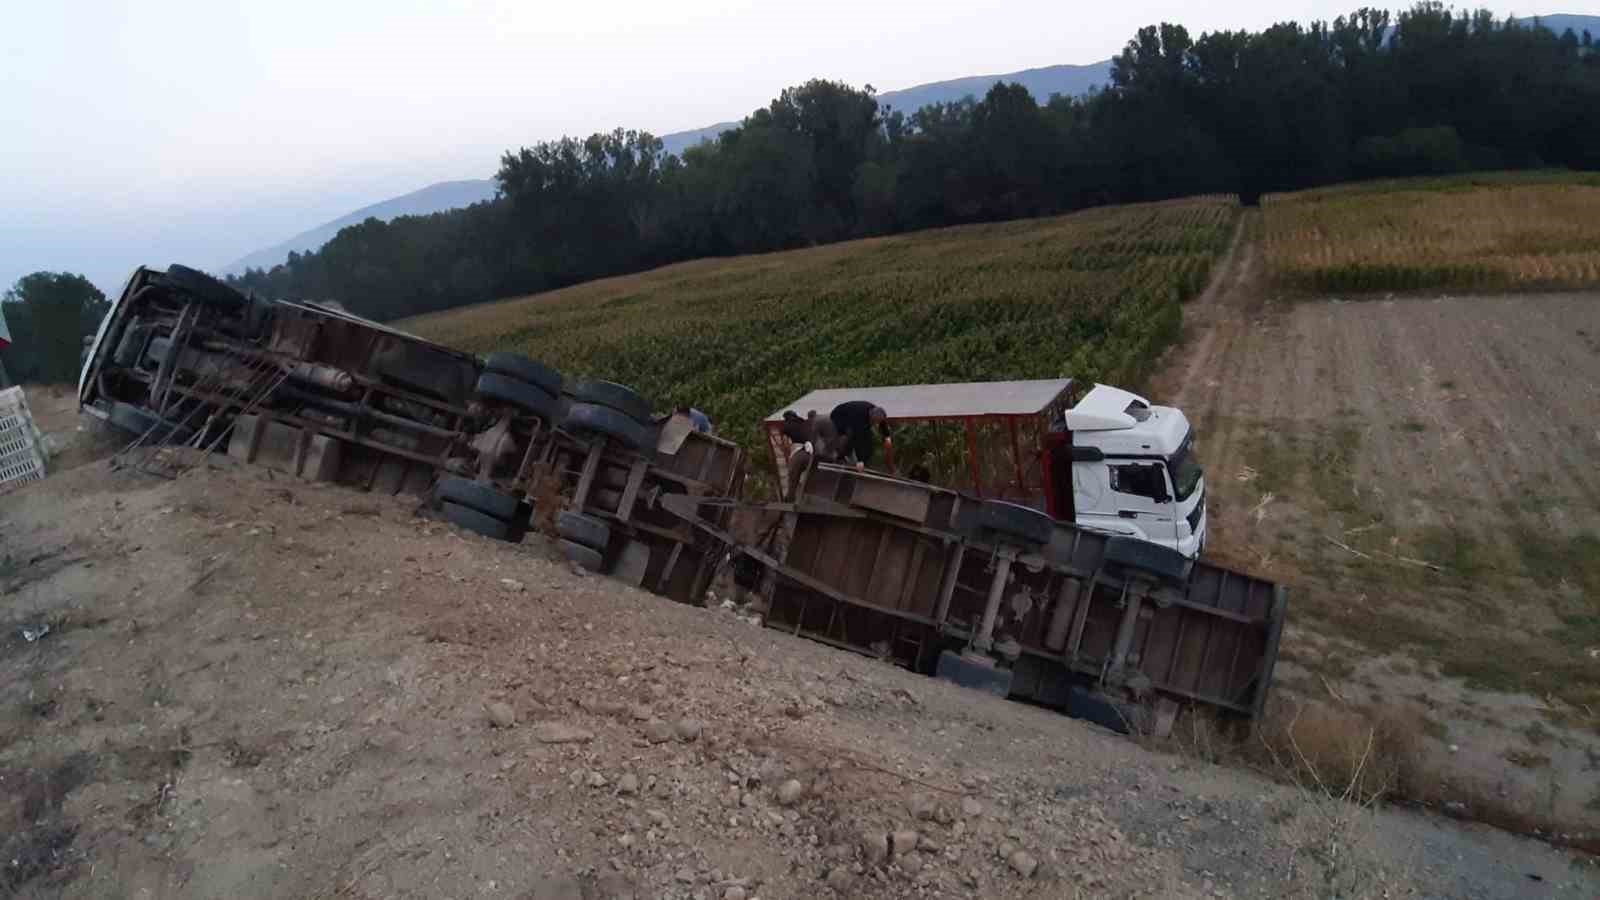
[668, 462, 1286, 732]
[78, 264, 744, 603]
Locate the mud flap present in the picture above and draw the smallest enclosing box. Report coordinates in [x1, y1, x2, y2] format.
[935, 650, 1013, 698]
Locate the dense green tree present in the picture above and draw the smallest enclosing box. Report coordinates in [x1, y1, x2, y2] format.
[229, 5, 1600, 322]
[0, 272, 109, 385]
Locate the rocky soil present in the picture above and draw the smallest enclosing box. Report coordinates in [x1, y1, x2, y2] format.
[0, 400, 1587, 896]
[2, 446, 1597, 898]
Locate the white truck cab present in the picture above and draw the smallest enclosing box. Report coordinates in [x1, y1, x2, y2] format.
[1059, 384, 1206, 558]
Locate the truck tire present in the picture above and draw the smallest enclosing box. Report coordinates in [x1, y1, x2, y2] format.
[108, 401, 194, 444]
[978, 500, 1054, 546]
[556, 510, 610, 552]
[570, 379, 652, 424]
[164, 264, 248, 311]
[1104, 536, 1191, 585]
[476, 373, 560, 422]
[1064, 686, 1132, 734]
[437, 476, 519, 522]
[596, 463, 631, 491]
[934, 650, 1014, 698]
[484, 352, 562, 396]
[442, 501, 511, 540]
[563, 402, 654, 452]
[559, 539, 605, 572]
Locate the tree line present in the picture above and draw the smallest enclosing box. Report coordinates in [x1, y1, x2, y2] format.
[229, 4, 1600, 322]
[0, 273, 108, 386]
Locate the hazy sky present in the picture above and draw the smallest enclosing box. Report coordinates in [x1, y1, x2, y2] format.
[1, 0, 1558, 297]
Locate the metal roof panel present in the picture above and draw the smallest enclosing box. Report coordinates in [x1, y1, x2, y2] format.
[765, 379, 1074, 423]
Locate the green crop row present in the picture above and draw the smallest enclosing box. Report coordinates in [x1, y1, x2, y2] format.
[408, 196, 1239, 487]
[1263, 173, 1600, 295]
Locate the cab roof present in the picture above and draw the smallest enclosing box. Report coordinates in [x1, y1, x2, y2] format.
[765, 379, 1075, 423]
[1062, 384, 1151, 432]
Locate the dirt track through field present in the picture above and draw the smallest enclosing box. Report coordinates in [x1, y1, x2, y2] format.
[1161, 228, 1600, 570]
[1152, 209, 1600, 828]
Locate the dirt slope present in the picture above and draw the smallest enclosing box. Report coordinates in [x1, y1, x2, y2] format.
[3, 446, 1596, 898]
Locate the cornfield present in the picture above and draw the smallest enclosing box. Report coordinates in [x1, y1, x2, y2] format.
[1263, 171, 1600, 294]
[406, 196, 1238, 471]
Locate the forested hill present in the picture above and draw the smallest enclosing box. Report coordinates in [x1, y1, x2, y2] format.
[229, 6, 1600, 324]
[222, 180, 498, 276]
[657, 60, 1113, 155]
[223, 61, 1115, 275]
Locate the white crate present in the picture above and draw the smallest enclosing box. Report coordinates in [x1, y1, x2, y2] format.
[0, 387, 48, 493]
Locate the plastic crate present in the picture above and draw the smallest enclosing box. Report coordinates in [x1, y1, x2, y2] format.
[0, 387, 48, 493]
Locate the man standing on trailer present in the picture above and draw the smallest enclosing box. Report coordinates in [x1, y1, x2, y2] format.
[829, 400, 891, 471]
[780, 409, 842, 497]
[676, 405, 713, 434]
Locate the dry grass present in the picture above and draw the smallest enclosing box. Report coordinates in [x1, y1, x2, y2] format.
[1251, 698, 1426, 806]
[1172, 696, 1600, 858]
[1171, 700, 1416, 896]
[1263, 171, 1600, 294]
[405, 197, 1238, 479]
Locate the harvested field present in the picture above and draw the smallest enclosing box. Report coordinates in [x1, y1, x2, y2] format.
[406, 197, 1236, 467]
[1157, 205, 1600, 831]
[1263, 171, 1600, 294]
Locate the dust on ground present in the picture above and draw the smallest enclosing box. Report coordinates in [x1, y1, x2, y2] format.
[1152, 209, 1600, 832]
[12, 385, 122, 477]
[4, 438, 1596, 898]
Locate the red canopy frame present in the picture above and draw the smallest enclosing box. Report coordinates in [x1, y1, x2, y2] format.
[763, 379, 1081, 516]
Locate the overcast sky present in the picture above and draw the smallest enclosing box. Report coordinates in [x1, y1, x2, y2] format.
[0, 0, 1559, 297]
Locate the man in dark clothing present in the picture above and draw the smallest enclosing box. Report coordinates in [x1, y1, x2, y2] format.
[779, 410, 811, 445]
[829, 400, 891, 470]
[781, 410, 839, 457]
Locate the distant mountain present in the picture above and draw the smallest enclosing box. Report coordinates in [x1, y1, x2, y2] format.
[661, 123, 738, 157]
[223, 13, 1595, 275]
[1510, 13, 1599, 36]
[879, 60, 1113, 116]
[222, 179, 497, 275]
[659, 60, 1112, 156]
[226, 63, 1114, 274]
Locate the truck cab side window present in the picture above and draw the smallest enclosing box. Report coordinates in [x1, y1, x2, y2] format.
[1110, 463, 1169, 502]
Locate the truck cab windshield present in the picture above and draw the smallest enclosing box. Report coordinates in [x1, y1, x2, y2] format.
[1168, 432, 1203, 502]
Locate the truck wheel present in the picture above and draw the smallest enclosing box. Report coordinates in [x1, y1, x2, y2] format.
[556, 511, 610, 551]
[164, 264, 249, 311]
[934, 650, 1014, 698]
[442, 501, 511, 540]
[570, 379, 652, 424]
[563, 402, 654, 452]
[484, 352, 562, 396]
[108, 401, 194, 444]
[596, 463, 631, 491]
[591, 488, 624, 512]
[978, 500, 1055, 546]
[437, 476, 519, 522]
[1064, 686, 1132, 734]
[476, 373, 560, 422]
[559, 539, 604, 572]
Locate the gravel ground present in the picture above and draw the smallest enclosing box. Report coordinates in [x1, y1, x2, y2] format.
[3, 452, 1598, 898]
